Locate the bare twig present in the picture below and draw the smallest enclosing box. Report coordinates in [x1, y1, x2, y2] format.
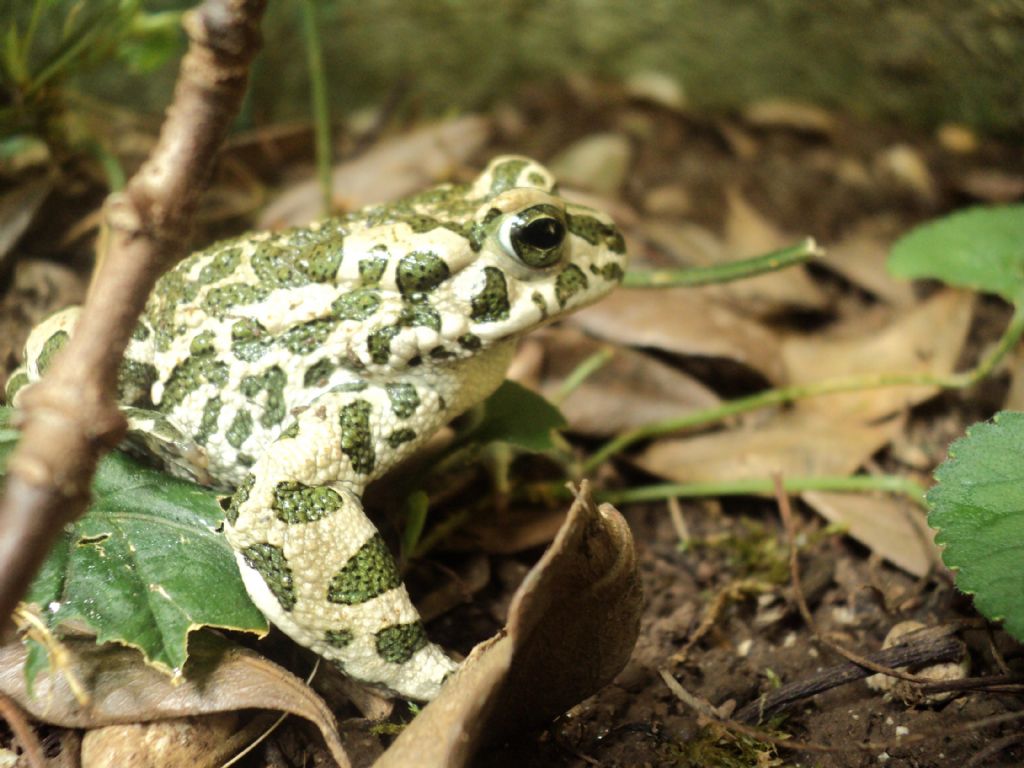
[0, 0, 267, 628]
[0, 691, 45, 768]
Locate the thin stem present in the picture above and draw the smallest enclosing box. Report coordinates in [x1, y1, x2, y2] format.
[552, 346, 615, 404]
[596, 474, 928, 508]
[299, 0, 332, 216]
[622, 237, 822, 289]
[583, 301, 1024, 473]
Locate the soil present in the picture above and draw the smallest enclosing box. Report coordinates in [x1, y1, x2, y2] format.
[2, 79, 1024, 767]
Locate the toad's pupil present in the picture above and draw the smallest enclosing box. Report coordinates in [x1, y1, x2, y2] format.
[520, 218, 564, 250]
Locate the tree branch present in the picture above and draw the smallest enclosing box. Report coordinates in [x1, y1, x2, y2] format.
[0, 0, 267, 629]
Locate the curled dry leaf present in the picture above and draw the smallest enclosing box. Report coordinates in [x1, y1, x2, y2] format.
[259, 115, 492, 227]
[801, 491, 941, 578]
[530, 328, 719, 437]
[0, 633, 351, 768]
[572, 288, 786, 384]
[782, 289, 974, 422]
[376, 482, 641, 768]
[635, 410, 904, 485]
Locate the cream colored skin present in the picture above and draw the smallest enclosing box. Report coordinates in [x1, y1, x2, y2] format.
[9, 156, 627, 700]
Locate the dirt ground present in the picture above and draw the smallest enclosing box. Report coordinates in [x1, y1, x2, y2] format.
[3, 78, 1024, 767]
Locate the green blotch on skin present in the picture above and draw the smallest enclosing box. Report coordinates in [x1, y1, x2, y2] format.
[527, 171, 547, 186]
[399, 302, 440, 331]
[226, 409, 253, 448]
[197, 246, 242, 284]
[339, 399, 375, 474]
[303, 358, 336, 388]
[241, 543, 296, 611]
[332, 289, 381, 321]
[202, 283, 270, 318]
[367, 326, 400, 365]
[150, 271, 201, 350]
[36, 330, 69, 374]
[566, 213, 626, 254]
[273, 481, 344, 524]
[489, 159, 528, 195]
[385, 382, 420, 419]
[375, 622, 428, 664]
[189, 330, 217, 357]
[160, 356, 229, 411]
[131, 323, 151, 342]
[326, 534, 401, 605]
[359, 251, 388, 286]
[555, 264, 589, 308]
[387, 428, 416, 448]
[280, 422, 300, 439]
[281, 318, 337, 355]
[429, 346, 453, 360]
[117, 358, 158, 404]
[251, 242, 310, 289]
[458, 333, 482, 351]
[224, 474, 255, 526]
[302, 239, 344, 282]
[195, 396, 223, 445]
[601, 262, 624, 282]
[470, 266, 510, 322]
[240, 366, 288, 427]
[4, 371, 29, 403]
[531, 291, 548, 320]
[324, 629, 354, 649]
[396, 251, 450, 297]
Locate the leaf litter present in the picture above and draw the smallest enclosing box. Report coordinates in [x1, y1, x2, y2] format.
[3, 75, 1024, 766]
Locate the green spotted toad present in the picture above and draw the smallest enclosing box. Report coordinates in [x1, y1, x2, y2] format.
[7, 156, 627, 700]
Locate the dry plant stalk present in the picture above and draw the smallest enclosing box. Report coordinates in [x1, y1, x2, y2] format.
[0, 0, 268, 627]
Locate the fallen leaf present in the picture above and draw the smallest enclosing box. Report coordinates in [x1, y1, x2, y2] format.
[742, 99, 838, 135]
[80, 713, 254, 768]
[259, 115, 492, 227]
[634, 410, 904, 484]
[376, 483, 640, 768]
[572, 288, 786, 384]
[782, 289, 974, 421]
[0, 633, 351, 768]
[0, 176, 51, 269]
[548, 133, 633, 196]
[819, 218, 917, 307]
[530, 328, 719, 437]
[801, 491, 941, 578]
[721, 189, 829, 315]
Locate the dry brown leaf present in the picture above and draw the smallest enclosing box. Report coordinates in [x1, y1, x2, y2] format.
[376, 483, 640, 768]
[571, 288, 786, 384]
[0, 177, 51, 268]
[530, 328, 719, 437]
[720, 188, 828, 314]
[634, 410, 904, 484]
[742, 99, 838, 135]
[259, 115, 492, 227]
[818, 218, 917, 307]
[801, 491, 941, 578]
[80, 713, 255, 768]
[0, 633, 351, 768]
[782, 289, 974, 421]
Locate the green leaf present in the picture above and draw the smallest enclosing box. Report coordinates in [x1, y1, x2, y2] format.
[928, 410, 1024, 642]
[0, 410, 266, 675]
[467, 380, 568, 452]
[888, 204, 1024, 303]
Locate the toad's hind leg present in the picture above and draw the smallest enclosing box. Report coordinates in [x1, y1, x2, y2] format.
[223, 386, 457, 700]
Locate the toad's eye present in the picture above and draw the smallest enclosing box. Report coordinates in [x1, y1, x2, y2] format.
[499, 204, 567, 268]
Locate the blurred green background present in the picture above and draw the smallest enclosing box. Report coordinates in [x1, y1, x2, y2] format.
[4, 0, 1024, 137]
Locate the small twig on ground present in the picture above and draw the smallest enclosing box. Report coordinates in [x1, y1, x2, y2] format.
[0, 0, 267, 629]
[772, 475, 950, 683]
[671, 578, 776, 664]
[734, 630, 964, 723]
[0, 691, 45, 768]
[661, 669, 1024, 756]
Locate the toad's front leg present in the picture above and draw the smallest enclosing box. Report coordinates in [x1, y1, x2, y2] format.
[223, 386, 457, 700]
